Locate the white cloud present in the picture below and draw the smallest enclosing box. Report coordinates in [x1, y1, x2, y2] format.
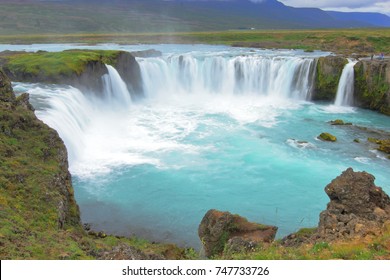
[279, 0, 390, 15]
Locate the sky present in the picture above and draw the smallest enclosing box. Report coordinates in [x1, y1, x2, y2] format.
[278, 0, 390, 16]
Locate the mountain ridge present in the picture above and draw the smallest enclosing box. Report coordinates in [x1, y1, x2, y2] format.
[0, 0, 389, 35]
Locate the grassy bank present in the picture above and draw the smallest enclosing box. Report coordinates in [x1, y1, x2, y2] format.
[0, 29, 389, 54]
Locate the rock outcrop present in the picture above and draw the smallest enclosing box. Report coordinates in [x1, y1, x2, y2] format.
[198, 209, 277, 258]
[317, 168, 390, 240]
[318, 132, 337, 142]
[113, 51, 143, 98]
[313, 56, 348, 101]
[354, 59, 390, 116]
[0, 50, 144, 98]
[311, 56, 390, 116]
[0, 69, 81, 231]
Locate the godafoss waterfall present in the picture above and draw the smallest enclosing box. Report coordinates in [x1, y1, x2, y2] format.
[4, 44, 390, 249]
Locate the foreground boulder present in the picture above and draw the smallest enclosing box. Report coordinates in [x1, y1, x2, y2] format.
[318, 168, 390, 240]
[198, 209, 277, 258]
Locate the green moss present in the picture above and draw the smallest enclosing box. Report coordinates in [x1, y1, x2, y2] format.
[0, 50, 123, 83]
[319, 132, 337, 142]
[295, 227, 317, 237]
[314, 56, 348, 101]
[329, 119, 353, 125]
[354, 61, 390, 113]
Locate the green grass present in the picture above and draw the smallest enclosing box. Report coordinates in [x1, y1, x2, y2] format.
[0, 50, 122, 80]
[1, 29, 389, 54]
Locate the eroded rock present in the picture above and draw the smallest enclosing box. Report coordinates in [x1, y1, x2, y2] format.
[318, 168, 390, 240]
[198, 209, 277, 258]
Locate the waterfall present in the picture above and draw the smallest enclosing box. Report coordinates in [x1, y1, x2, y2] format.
[27, 55, 319, 176]
[334, 59, 358, 106]
[30, 65, 132, 166]
[138, 54, 316, 101]
[102, 65, 132, 107]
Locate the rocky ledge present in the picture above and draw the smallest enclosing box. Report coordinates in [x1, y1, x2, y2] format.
[313, 56, 390, 116]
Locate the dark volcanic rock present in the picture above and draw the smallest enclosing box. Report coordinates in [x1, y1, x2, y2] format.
[114, 51, 143, 99]
[72, 60, 108, 94]
[198, 209, 277, 258]
[313, 56, 348, 101]
[318, 168, 390, 240]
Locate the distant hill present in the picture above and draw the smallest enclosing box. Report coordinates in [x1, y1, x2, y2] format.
[326, 11, 390, 27]
[0, 0, 389, 35]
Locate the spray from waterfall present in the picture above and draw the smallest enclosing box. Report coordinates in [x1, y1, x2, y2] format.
[334, 59, 358, 107]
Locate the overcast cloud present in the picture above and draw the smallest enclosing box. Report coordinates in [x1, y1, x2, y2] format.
[278, 0, 390, 15]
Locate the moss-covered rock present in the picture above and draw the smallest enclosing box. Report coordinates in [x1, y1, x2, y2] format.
[354, 60, 390, 115]
[329, 119, 352, 125]
[0, 68, 83, 258]
[312, 56, 348, 101]
[198, 209, 277, 258]
[0, 50, 143, 96]
[318, 132, 337, 142]
[368, 137, 390, 154]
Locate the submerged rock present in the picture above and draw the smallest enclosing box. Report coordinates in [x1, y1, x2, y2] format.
[329, 119, 352, 125]
[198, 209, 277, 258]
[318, 168, 390, 240]
[367, 137, 390, 155]
[318, 132, 337, 142]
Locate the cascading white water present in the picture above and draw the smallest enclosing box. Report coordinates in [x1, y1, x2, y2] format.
[29, 65, 133, 168]
[138, 54, 316, 100]
[334, 59, 358, 106]
[102, 65, 132, 107]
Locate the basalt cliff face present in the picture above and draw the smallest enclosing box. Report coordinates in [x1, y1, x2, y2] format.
[313, 55, 390, 116]
[313, 56, 348, 101]
[354, 59, 390, 115]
